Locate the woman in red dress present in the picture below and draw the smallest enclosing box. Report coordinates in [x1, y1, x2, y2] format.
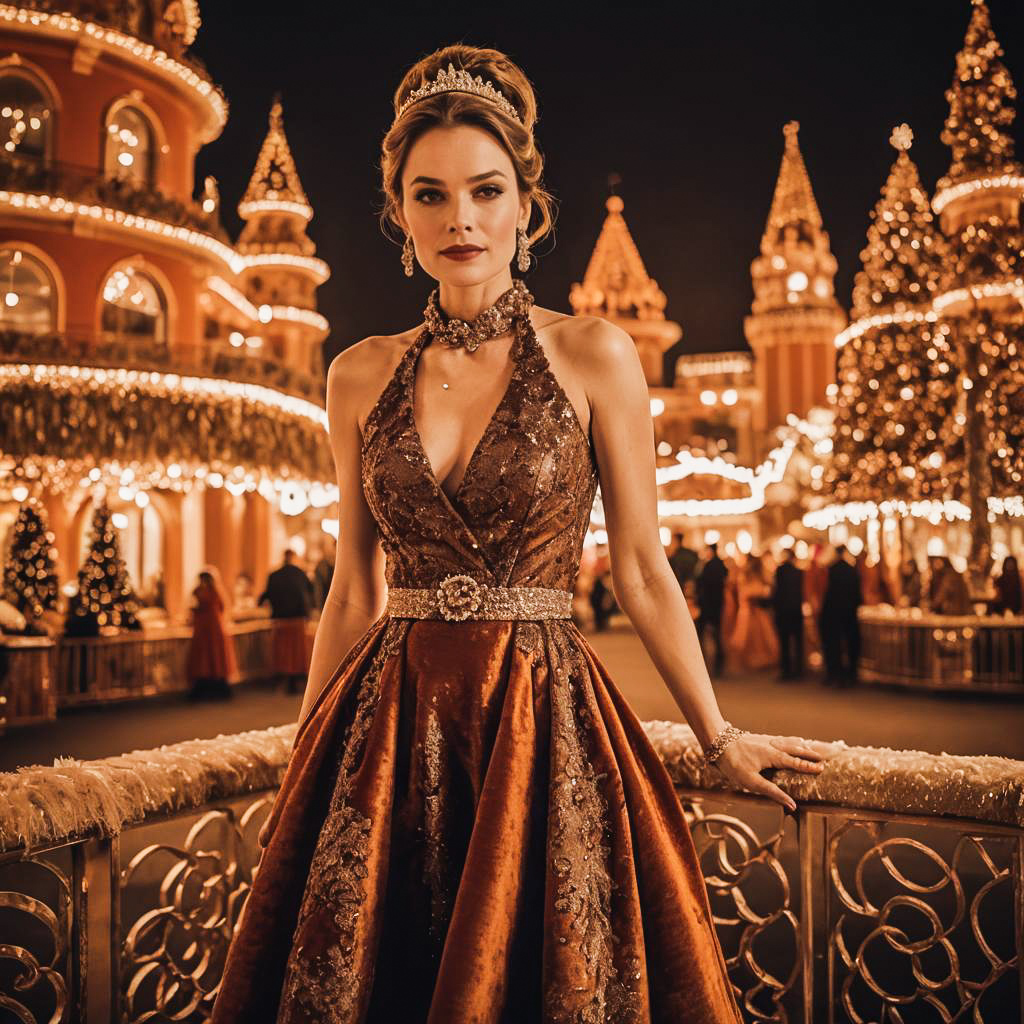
[186, 566, 236, 701]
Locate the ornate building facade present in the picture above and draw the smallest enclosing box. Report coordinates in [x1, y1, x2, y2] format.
[0, 1, 332, 622]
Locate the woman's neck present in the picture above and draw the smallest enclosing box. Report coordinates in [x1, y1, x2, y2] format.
[437, 273, 515, 321]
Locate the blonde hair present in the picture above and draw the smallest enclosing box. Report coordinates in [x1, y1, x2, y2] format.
[379, 44, 557, 253]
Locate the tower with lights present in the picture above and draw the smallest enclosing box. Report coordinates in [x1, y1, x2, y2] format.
[744, 121, 846, 433]
[0, 2, 333, 623]
[236, 97, 329, 384]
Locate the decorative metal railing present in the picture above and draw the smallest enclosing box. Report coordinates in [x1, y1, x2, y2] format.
[859, 606, 1024, 693]
[0, 721, 1020, 1022]
[0, 620, 314, 730]
[0, 329, 327, 405]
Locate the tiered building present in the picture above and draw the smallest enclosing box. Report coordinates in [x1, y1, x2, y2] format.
[744, 121, 846, 433]
[0, 2, 333, 622]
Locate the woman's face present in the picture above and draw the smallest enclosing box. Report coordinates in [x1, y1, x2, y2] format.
[398, 124, 529, 285]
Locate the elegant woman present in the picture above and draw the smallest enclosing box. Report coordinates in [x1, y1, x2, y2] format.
[211, 44, 827, 1024]
[727, 555, 779, 672]
[185, 566, 236, 700]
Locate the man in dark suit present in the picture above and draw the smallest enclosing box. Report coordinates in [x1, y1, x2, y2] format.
[258, 549, 314, 694]
[771, 549, 805, 680]
[819, 545, 863, 687]
[695, 542, 728, 677]
[668, 531, 699, 591]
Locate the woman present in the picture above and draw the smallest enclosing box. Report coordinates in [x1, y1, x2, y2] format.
[993, 555, 1022, 615]
[727, 554, 780, 672]
[211, 45, 826, 1024]
[185, 566, 236, 700]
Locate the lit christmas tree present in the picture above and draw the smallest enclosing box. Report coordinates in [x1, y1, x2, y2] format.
[1, 499, 60, 627]
[830, 125, 957, 503]
[938, 0, 1021, 191]
[65, 500, 141, 636]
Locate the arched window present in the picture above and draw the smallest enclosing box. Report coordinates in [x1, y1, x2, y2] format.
[0, 247, 56, 334]
[0, 68, 53, 163]
[101, 265, 167, 345]
[104, 104, 154, 187]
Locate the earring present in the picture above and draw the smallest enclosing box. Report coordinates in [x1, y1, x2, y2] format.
[516, 226, 531, 272]
[401, 234, 415, 277]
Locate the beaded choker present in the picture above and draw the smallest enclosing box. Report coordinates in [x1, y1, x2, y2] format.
[423, 279, 534, 353]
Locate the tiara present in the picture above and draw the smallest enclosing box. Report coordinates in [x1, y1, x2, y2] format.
[396, 62, 522, 124]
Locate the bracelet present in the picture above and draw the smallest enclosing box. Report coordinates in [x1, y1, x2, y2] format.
[702, 722, 747, 766]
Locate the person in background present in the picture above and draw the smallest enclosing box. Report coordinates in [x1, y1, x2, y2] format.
[771, 548, 805, 680]
[695, 542, 728, 677]
[992, 555, 1022, 616]
[899, 559, 922, 608]
[186, 566, 236, 701]
[589, 569, 616, 632]
[820, 545, 863, 687]
[258, 549, 314, 694]
[668, 531, 699, 593]
[930, 556, 971, 615]
[727, 553, 779, 672]
[312, 537, 337, 613]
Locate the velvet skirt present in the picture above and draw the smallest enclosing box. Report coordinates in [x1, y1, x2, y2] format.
[210, 613, 743, 1023]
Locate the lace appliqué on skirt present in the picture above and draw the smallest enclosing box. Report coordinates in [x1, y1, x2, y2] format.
[421, 706, 452, 946]
[276, 618, 407, 1024]
[543, 623, 645, 1024]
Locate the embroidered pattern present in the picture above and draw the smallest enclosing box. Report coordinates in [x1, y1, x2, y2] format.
[543, 622, 645, 1023]
[421, 707, 451, 944]
[277, 618, 407, 1024]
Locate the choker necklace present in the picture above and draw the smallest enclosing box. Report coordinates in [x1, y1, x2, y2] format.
[423, 279, 534, 353]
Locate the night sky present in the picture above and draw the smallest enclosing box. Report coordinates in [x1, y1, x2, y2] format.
[191, 1, 1024, 372]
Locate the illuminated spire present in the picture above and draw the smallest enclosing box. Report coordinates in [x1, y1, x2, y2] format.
[761, 121, 823, 252]
[569, 195, 668, 320]
[238, 95, 311, 221]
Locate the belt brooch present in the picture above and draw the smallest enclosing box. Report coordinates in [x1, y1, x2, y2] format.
[436, 573, 483, 621]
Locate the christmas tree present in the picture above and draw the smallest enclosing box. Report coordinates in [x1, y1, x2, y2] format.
[65, 500, 141, 636]
[1, 499, 59, 628]
[830, 125, 957, 503]
[938, 0, 1021, 190]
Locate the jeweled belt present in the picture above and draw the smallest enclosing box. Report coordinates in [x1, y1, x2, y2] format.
[386, 573, 573, 621]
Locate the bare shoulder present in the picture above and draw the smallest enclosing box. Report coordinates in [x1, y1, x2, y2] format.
[326, 328, 420, 433]
[542, 311, 639, 379]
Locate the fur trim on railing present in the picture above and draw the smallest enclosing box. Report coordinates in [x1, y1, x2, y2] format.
[1, 721, 1022, 854]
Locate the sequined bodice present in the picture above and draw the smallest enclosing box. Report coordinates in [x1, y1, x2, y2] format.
[361, 316, 598, 592]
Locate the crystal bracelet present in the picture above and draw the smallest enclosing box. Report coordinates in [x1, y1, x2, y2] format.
[702, 722, 748, 766]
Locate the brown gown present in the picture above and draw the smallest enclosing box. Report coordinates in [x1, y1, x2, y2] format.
[211, 315, 743, 1023]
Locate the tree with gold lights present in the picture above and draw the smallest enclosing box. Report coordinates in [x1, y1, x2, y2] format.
[938, 0, 1021, 191]
[65, 500, 141, 636]
[1, 500, 59, 628]
[830, 125, 956, 503]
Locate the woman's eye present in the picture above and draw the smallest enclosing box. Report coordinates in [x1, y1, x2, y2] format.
[414, 189, 442, 202]
[414, 185, 503, 203]
[478, 185, 503, 198]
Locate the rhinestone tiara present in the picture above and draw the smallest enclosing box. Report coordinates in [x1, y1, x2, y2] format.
[396, 62, 523, 125]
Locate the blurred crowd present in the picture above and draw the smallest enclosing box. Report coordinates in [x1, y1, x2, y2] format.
[575, 533, 1024, 688]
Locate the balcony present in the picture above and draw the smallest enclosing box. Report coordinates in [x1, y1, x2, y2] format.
[0, 156, 228, 240]
[0, 721, 1019, 1021]
[0, 329, 326, 406]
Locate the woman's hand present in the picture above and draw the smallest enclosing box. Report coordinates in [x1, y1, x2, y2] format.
[712, 733, 828, 811]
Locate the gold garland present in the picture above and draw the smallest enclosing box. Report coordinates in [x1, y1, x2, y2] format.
[0, 374, 333, 488]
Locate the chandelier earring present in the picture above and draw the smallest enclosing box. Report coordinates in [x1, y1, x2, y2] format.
[516, 226, 531, 273]
[401, 234, 415, 277]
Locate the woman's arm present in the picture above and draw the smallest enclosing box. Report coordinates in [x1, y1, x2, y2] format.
[578, 319, 826, 808]
[294, 339, 389, 740]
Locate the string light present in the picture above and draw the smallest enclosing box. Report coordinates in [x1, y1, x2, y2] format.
[0, 5, 226, 141]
